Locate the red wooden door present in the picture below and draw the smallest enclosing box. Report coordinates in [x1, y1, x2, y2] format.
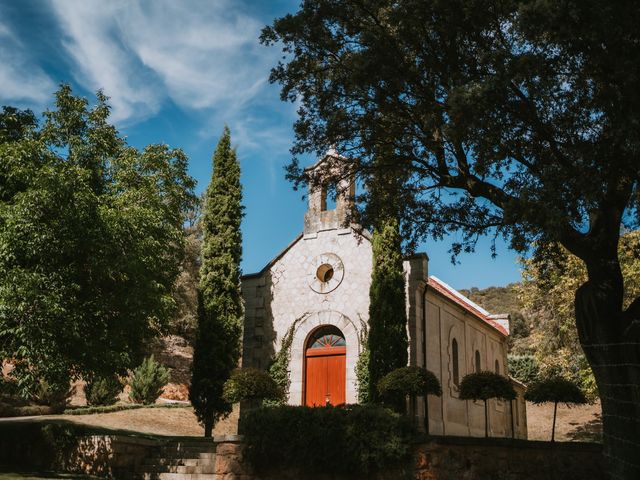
[304, 327, 346, 407]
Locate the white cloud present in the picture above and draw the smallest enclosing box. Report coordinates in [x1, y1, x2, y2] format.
[48, 0, 276, 123]
[0, 22, 56, 106]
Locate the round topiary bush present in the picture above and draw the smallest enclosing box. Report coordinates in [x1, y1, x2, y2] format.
[84, 375, 123, 406]
[459, 371, 517, 437]
[377, 366, 442, 413]
[128, 356, 170, 405]
[222, 368, 283, 404]
[525, 376, 587, 441]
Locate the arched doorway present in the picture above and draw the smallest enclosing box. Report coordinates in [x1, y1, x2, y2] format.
[304, 325, 346, 406]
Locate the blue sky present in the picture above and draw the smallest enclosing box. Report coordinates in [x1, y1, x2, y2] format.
[0, 0, 523, 289]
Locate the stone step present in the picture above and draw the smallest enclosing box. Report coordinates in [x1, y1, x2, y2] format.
[139, 473, 216, 480]
[138, 464, 216, 474]
[149, 451, 216, 460]
[143, 457, 215, 467]
[160, 444, 214, 452]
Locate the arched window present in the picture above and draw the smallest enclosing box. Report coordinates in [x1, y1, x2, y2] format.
[495, 359, 500, 374]
[307, 325, 346, 349]
[452, 339, 459, 386]
[475, 350, 481, 373]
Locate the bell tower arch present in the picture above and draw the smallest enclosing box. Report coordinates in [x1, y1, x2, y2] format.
[303, 149, 355, 235]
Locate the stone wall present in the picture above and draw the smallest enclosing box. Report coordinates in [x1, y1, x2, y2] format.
[214, 436, 604, 480]
[0, 422, 160, 477]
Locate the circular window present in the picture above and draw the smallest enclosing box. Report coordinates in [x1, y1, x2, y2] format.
[316, 264, 334, 283]
[308, 253, 344, 294]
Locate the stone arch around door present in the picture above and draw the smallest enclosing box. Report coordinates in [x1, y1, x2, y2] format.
[288, 311, 360, 405]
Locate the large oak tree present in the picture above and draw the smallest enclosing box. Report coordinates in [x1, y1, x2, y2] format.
[261, 1, 640, 477]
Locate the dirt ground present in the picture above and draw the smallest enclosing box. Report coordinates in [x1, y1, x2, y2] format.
[59, 405, 238, 437]
[15, 401, 599, 441]
[525, 400, 602, 442]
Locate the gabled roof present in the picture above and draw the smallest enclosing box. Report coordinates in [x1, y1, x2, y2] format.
[427, 276, 509, 336]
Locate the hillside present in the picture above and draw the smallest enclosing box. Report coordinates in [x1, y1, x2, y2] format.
[458, 283, 531, 345]
[458, 283, 523, 316]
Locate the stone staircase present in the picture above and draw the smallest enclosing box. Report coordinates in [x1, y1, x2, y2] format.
[136, 438, 216, 480]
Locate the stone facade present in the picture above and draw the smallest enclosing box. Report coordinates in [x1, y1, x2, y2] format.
[241, 152, 527, 439]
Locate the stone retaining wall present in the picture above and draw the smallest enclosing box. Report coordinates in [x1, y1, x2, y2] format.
[0, 423, 604, 480]
[214, 436, 605, 480]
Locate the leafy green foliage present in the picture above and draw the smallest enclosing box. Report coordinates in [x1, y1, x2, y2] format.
[169, 206, 202, 341]
[84, 375, 123, 406]
[128, 356, 169, 405]
[525, 377, 587, 406]
[189, 127, 243, 436]
[459, 372, 517, 402]
[266, 321, 297, 405]
[377, 366, 441, 411]
[355, 324, 370, 404]
[517, 233, 640, 400]
[243, 404, 412, 476]
[368, 216, 408, 405]
[507, 355, 540, 385]
[222, 368, 283, 404]
[0, 87, 196, 397]
[31, 380, 73, 413]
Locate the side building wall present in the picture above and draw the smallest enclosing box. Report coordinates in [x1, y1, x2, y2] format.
[420, 290, 527, 439]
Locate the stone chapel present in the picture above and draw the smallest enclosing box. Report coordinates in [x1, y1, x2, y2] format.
[241, 152, 528, 439]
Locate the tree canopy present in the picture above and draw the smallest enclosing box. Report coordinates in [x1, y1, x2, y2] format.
[262, 1, 640, 475]
[0, 86, 196, 397]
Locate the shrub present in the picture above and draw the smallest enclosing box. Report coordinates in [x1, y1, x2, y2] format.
[31, 380, 72, 413]
[459, 371, 516, 438]
[525, 376, 587, 441]
[377, 366, 441, 413]
[222, 368, 283, 404]
[508, 354, 540, 385]
[128, 356, 170, 405]
[243, 404, 413, 476]
[84, 375, 123, 406]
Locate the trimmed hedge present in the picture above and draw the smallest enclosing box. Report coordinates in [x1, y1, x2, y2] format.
[243, 404, 413, 476]
[222, 368, 283, 404]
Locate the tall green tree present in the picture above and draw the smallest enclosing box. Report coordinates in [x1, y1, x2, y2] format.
[367, 158, 408, 405]
[189, 127, 243, 437]
[0, 86, 196, 397]
[262, 2, 640, 476]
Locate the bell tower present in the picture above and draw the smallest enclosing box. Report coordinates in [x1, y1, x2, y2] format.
[303, 150, 355, 235]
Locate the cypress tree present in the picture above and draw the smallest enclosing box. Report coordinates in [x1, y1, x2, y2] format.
[189, 127, 243, 437]
[367, 159, 408, 405]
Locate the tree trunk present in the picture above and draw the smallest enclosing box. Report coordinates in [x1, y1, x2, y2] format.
[204, 415, 214, 437]
[574, 262, 640, 480]
[551, 401, 558, 442]
[484, 399, 488, 438]
[424, 395, 430, 435]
